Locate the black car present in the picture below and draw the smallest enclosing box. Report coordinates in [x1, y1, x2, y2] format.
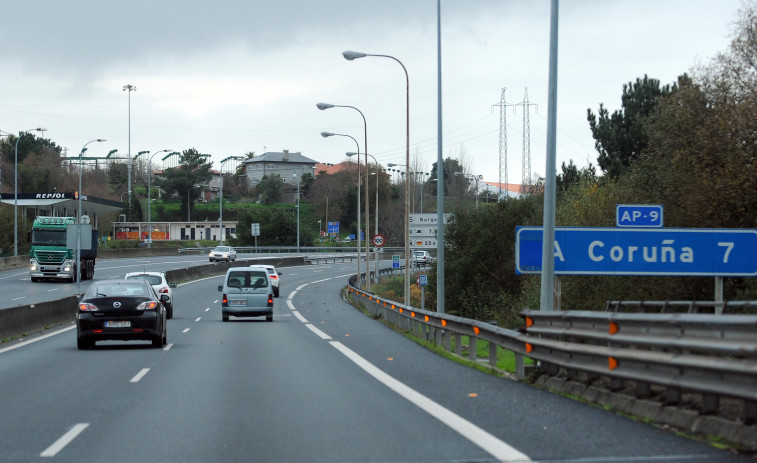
[76, 279, 168, 350]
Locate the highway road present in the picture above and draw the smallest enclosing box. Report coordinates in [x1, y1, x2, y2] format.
[0, 258, 752, 462]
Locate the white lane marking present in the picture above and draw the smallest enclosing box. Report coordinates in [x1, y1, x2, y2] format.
[330, 341, 532, 462]
[292, 311, 308, 323]
[286, 298, 297, 312]
[295, 283, 309, 291]
[12, 296, 25, 301]
[306, 324, 332, 340]
[47, 288, 60, 292]
[205, 307, 210, 312]
[0, 325, 75, 355]
[130, 368, 150, 383]
[182, 328, 190, 333]
[194, 317, 201, 322]
[312, 278, 332, 283]
[40, 423, 89, 458]
[164, 343, 174, 351]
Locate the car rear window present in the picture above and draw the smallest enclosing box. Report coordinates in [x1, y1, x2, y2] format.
[127, 275, 162, 285]
[227, 271, 268, 288]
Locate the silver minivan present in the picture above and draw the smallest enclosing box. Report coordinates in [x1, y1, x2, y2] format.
[218, 266, 274, 322]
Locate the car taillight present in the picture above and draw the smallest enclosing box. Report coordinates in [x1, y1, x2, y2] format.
[158, 287, 169, 294]
[136, 301, 159, 311]
[268, 294, 274, 306]
[79, 303, 99, 312]
[222, 294, 228, 306]
[269, 275, 278, 281]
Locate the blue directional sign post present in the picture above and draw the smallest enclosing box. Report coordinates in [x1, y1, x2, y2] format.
[516, 227, 757, 276]
[392, 255, 400, 269]
[616, 204, 663, 228]
[327, 221, 339, 235]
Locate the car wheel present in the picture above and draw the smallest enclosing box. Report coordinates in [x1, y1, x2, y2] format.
[163, 329, 168, 345]
[274, 287, 279, 297]
[167, 305, 173, 319]
[266, 314, 273, 322]
[31, 277, 38, 282]
[222, 312, 229, 322]
[77, 337, 92, 350]
[152, 332, 163, 348]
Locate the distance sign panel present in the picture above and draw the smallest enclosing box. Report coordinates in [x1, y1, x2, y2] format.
[616, 204, 663, 228]
[516, 227, 757, 276]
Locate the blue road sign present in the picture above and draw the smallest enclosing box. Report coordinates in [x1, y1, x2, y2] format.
[392, 255, 400, 269]
[616, 204, 663, 228]
[327, 221, 339, 234]
[516, 227, 757, 276]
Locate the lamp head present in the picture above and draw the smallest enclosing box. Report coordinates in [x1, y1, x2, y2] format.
[316, 103, 334, 111]
[320, 132, 335, 138]
[346, 152, 357, 158]
[387, 163, 398, 167]
[342, 50, 367, 61]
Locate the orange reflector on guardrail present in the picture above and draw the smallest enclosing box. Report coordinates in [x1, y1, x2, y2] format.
[473, 327, 480, 335]
[441, 320, 447, 327]
[526, 317, 534, 328]
[526, 343, 533, 353]
[609, 357, 618, 370]
[424, 315, 429, 322]
[411, 312, 416, 318]
[609, 322, 619, 335]
[399, 308, 403, 313]
[391, 304, 396, 310]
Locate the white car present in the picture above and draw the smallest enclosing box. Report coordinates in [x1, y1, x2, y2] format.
[209, 246, 237, 262]
[413, 250, 434, 266]
[124, 271, 176, 319]
[254, 264, 282, 297]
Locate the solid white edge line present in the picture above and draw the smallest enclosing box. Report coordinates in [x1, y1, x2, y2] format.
[130, 368, 150, 383]
[295, 283, 309, 291]
[286, 298, 297, 312]
[305, 324, 332, 340]
[0, 325, 76, 355]
[292, 311, 308, 323]
[40, 423, 89, 458]
[329, 341, 532, 463]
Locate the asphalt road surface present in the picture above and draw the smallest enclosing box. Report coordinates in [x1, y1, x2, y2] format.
[0, 260, 751, 462]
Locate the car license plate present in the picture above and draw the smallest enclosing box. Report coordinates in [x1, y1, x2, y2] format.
[105, 321, 131, 328]
[229, 299, 246, 306]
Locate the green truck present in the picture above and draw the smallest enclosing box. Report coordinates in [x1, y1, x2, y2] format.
[28, 216, 98, 283]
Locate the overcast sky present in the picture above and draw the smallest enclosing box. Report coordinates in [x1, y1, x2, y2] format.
[0, 0, 744, 186]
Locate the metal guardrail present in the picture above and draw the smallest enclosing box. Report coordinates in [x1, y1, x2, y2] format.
[604, 300, 757, 314]
[347, 277, 757, 422]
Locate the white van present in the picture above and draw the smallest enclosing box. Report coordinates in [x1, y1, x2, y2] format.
[218, 266, 274, 322]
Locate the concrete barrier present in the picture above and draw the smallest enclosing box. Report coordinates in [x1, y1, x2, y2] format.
[0, 257, 307, 340]
[0, 296, 78, 339]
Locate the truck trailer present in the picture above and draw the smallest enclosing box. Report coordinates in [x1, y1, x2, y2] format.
[29, 216, 98, 282]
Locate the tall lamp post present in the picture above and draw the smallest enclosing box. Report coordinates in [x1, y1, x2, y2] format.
[0, 129, 12, 202]
[14, 127, 46, 256]
[123, 84, 136, 206]
[77, 138, 106, 295]
[292, 172, 301, 251]
[147, 149, 171, 248]
[343, 50, 409, 303]
[219, 156, 244, 244]
[320, 131, 362, 285]
[348, 152, 380, 284]
[317, 102, 370, 291]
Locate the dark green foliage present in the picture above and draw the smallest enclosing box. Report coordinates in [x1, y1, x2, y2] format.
[587, 75, 671, 178]
[257, 174, 284, 205]
[157, 148, 213, 221]
[431, 196, 542, 325]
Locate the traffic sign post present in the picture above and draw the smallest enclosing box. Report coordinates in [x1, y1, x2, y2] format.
[516, 227, 757, 276]
[409, 213, 451, 249]
[373, 234, 385, 247]
[416, 274, 428, 310]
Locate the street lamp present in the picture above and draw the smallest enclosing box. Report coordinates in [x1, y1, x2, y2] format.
[454, 172, 483, 208]
[14, 127, 46, 256]
[123, 84, 136, 205]
[77, 138, 106, 295]
[0, 129, 12, 212]
[348, 152, 380, 284]
[292, 172, 301, 251]
[320, 131, 362, 284]
[147, 149, 172, 248]
[219, 156, 244, 244]
[344, 50, 410, 303]
[317, 102, 370, 291]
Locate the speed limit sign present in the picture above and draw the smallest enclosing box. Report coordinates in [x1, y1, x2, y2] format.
[372, 234, 385, 247]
